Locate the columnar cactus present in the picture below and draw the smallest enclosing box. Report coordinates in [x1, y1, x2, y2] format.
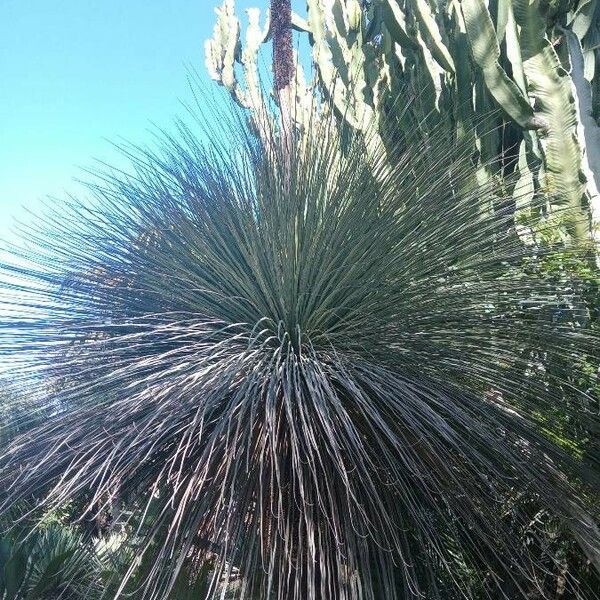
[205, 0, 600, 244]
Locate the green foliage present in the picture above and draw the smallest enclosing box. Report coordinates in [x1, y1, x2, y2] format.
[0, 389, 218, 599]
[0, 521, 105, 600]
[0, 517, 217, 600]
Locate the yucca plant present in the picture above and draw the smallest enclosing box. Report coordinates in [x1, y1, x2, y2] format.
[0, 97, 599, 600]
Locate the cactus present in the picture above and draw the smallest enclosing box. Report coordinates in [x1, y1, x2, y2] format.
[205, 0, 600, 243]
[204, 0, 274, 137]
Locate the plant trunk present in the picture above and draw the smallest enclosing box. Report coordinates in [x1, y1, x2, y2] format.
[271, 0, 294, 163]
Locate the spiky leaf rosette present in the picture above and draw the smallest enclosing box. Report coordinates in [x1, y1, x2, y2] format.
[0, 108, 599, 599]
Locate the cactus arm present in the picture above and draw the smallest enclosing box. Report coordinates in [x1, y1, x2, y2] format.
[563, 26, 600, 228]
[204, 0, 273, 137]
[504, 1, 548, 212]
[380, 1, 443, 116]
[306, 0, 373, 130]
[413, 0, 455, 73]
[414, 25, 446, 111]
[504, 2, 528, 96]
[577, 0, 600, 124]
[290, 49, 313, 132]
[495, 0, 510, 44]
[382, 0, 419, 49]
[291, 11, 310, 32]
[514, 140, 537, 219]
[204, 0, 244, 103]
[569, 0, 598, 40]
[241, 8, 270, 111]
[448, 0, 493, 189]
[513, 0, 591, 242]
[447, 0, 477, 139]
[381, 1, 448, 116]
[460, 0, 543, 130]
[306, 0, 350, 122]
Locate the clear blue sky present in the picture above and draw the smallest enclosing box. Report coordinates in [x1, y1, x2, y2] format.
[0, 0, 303, 245]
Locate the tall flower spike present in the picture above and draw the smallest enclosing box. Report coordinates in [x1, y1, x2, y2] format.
[0, 101, 599, 599]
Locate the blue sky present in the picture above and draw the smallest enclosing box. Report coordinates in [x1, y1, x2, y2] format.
[0, 0, 302, 245]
